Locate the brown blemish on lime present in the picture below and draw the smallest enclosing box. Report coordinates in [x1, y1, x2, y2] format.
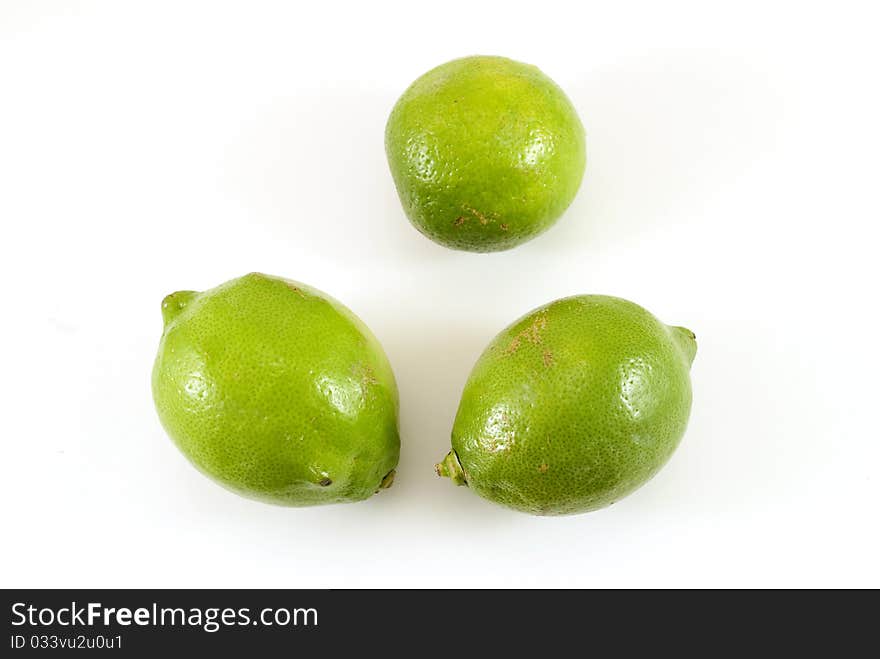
[453, 216, 466, 227]
[354, 363, 379, 400]
[538, 463, 549, 474]
[286, 283, 306, 298]
[354, 362, 379, 385]
[500, 223, 509, 231]
[543, 350, 554, 367]
[319, 477, 332, 487]
[505, 313, 548, 354]
[462, 204, 498, 227]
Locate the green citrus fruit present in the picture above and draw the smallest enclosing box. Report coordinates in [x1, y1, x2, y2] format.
[385, 55, 586, 252]
[152, 273, 400, 506]
[436, 295, 696, 515]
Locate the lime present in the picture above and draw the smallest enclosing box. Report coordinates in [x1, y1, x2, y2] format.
[152, 273, 400, 506]
[385, 55, 586, 252]
[437, 295, 696, 515]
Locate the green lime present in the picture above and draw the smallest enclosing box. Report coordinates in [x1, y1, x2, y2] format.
[385, 55, 586, 252]
[152, 273, 400, 506]
[437, 295, 696, 515]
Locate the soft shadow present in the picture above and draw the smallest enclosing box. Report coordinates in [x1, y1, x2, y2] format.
[363, 312, 522, 526]
[534, 50, 785, 255]
[218, 87, 457, 266]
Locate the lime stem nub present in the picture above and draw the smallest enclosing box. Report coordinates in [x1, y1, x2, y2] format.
[161, 290, 198, 326]
[670, 326, 697, 367]
[435, 450, 467, 486]
[378, 469, 396, 491]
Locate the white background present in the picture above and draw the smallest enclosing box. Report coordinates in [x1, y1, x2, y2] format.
[2, 1, 878, 588]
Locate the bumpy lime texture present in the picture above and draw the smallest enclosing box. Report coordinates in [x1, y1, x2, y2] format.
[385, 55, 586, 252]
[438, 296, 696, 515]
[152, 273, 400, 506]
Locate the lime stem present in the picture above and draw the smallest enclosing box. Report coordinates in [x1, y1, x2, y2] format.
[161, 290, 199, 326]
[435, 450, 467, 486]
[378, 469, 396, 491]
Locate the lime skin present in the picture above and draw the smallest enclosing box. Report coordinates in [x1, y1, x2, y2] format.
[385, 55, 586, 252]
[152, 273, 400, 506]
[437, 296, 696, 515]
